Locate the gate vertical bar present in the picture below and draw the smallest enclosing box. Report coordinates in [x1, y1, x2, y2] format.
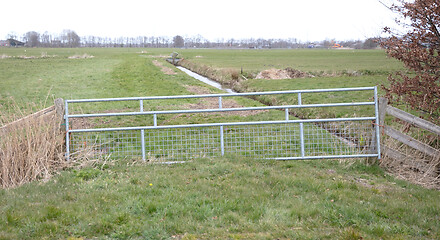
[219, 97, 225, 156]
[65, 100, 70, 160]
[285, 108, 289, 121]
[373, 86, 381, 159]
[298, 93, 305, 157]
[140, 100, 146, 161]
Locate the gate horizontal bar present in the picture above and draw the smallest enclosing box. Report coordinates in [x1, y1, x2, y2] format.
[69, 116, 376, 133]
[269, 154, 379, 160]
[66, 87, 376, 103]
[68, 102, 375, 118]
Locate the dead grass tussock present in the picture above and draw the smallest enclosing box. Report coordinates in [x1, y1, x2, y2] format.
[380, 124, 440, 190]
[68, 53, 94, 59]
[1, 53, 58, 59]
[0, 102, 66, 188]
[256, 68, 314, 80]
[0, 100, 111, 188]
[148, 55, 170, 58]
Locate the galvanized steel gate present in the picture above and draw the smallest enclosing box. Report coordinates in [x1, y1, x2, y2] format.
[64, 87, 381, 161]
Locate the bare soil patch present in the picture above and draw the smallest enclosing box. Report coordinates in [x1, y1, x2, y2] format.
[161, 85, 265, 125]
[148, 55, 170, 58]
[185, 85, 212, 95]
[70, 118, 94, 130]
[68, 54, 94, 59]
[256, 67, 314, 79]
[152, 60, 176, 75]
[184, 85, 264, 116]
[1, 53, 58, 59]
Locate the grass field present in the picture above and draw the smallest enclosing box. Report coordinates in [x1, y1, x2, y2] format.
[174, 49, 403, 119]
[174, 48, 403, 74]
[1, 47, 439, 239]
[1, 157, 439, 239]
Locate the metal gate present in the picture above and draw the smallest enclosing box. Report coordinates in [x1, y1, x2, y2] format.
[64, 87, 381, 161]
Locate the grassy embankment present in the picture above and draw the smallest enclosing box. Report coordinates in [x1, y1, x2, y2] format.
[1, 48, 439, 239]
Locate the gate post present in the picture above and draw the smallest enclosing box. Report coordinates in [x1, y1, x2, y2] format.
[219, 97, 225, 156]
[65, 100, 70, 161]
[298, 93, 305, 157]
[369, 87, 383, 158]
[140, 100, 146, 161]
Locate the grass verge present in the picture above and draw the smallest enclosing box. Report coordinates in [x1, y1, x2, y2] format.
[0, 157, 439, 239]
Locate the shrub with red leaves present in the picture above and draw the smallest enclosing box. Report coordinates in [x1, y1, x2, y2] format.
[381, 0, 440, 124]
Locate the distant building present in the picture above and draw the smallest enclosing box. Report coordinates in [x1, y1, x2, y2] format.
[0, 39, 25, 47]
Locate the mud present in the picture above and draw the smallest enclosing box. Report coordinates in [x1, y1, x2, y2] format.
[256, 67, 314, 79]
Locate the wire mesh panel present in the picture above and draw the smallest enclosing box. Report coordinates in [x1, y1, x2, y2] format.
[303, 121, 373, 157]
[224, 123, 301, 158]
[69, 120, 375, 160]
[70, 131, 143, 159]
[144, 127, 220, 161]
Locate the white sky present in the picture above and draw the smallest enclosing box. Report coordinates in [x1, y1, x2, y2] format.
[0, 0, 398, 42]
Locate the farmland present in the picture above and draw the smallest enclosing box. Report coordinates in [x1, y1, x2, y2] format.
[1, 48, 439, 239]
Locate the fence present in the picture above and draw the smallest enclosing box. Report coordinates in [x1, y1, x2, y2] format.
[378, 97, 440, 161]
[64, 87, 381, 161]
[0, 98, 64, 134]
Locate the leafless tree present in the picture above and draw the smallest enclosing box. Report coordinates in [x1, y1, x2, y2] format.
[23, 31, 40, 47]
[61, 30, 80, 47]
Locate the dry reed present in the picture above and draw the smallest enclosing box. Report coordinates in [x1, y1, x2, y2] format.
[380, 123, 440, 190]
[0, 102, 66, 188]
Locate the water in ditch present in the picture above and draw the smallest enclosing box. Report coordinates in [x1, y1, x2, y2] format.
[176, 66, 235, 93]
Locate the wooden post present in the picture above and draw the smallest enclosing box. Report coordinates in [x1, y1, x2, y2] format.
[378, 97, 388, 126]
[54, 98, 65, 131]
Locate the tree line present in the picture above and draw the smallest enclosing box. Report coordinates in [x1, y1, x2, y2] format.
[5, 30, 379, 49]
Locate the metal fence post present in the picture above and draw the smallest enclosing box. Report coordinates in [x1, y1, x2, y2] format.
[65, 100, 70, 161]
[298, 93, 305, 157]
[219, 97, 225, 156]
[373, 86, 381, 159]
[140, 100, 146, 161]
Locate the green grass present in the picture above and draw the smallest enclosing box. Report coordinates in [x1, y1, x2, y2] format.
[174, 48, 403, 75]
[0, 48, 198, 110]
[172, 48, 403, 119]
[1, 47, 438, 239]
[1, 157, 439, 239]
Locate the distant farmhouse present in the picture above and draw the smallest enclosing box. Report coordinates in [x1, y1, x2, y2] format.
[0, 39, 25, 47]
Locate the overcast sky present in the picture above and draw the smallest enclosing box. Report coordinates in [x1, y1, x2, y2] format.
[1, 0, 398, 42]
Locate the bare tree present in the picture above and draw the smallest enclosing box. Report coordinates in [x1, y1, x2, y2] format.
[173, 35, 184, 48]
[23, 31, 40, 47]
[61, 30, 80, 47]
